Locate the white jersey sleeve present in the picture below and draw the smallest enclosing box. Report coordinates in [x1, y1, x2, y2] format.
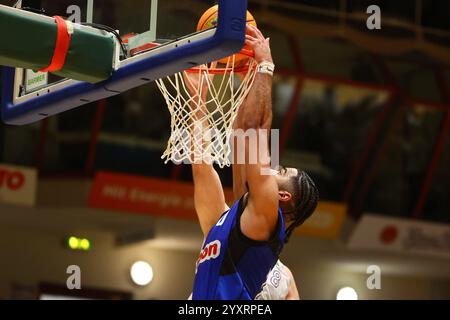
[255, 260, 291, 300]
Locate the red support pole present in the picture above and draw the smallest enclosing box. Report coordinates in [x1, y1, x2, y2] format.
[413, 111, 450, 218]
[85, 99, 106, 176]
[412, 69, 450, 218]
[352, 101, 408, 215]
[348, 55, 402, 216]
[342, 94, 396, 202]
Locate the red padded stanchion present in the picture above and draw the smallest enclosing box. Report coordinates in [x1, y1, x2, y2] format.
[40, 16, 72, 72]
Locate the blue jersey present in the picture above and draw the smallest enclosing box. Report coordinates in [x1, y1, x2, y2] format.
[192, 197, 285, 300]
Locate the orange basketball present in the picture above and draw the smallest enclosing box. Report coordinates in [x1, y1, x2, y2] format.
[197, 5, 257, 66]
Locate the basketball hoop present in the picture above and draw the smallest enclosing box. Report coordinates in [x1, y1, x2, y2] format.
[156, 51, 257, 167]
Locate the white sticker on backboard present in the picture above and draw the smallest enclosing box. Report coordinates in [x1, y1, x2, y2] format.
[25, 69, 48, 92]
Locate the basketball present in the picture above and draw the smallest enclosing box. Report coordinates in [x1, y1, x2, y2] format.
[197, 5, 257, 66]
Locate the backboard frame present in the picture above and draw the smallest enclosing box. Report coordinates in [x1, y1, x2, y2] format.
[1, 0, 249, 125]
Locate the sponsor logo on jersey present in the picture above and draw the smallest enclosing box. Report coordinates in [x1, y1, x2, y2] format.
[196, 240, 221, 268]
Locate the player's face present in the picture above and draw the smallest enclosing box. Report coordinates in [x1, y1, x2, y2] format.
[272, 166, 298, 191]
[273, 166, 299, 222]
[274, 166, 299, 180]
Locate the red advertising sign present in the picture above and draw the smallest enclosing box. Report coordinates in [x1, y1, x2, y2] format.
[0, 163, 37, 207]
[89, 171, 347, 240]
[89, 171, 233, 220]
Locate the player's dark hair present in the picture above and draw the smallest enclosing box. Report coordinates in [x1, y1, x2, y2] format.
[284, 171, 319, 243]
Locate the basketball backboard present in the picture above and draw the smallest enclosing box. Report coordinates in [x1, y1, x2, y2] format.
[1, 0, 249, 125]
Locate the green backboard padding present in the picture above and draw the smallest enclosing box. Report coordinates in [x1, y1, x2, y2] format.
[0, 6, 115, 83]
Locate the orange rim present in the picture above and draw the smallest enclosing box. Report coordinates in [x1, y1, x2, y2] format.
[185, 63, 255, 74]
[186, 48, 256, 74]
[239, 48, 255, 58]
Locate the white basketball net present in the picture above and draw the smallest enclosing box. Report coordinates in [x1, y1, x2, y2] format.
[156, 57, 257, 167]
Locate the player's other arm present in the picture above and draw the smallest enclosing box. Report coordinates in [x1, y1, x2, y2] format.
[184, 69, 229, 236]
[192, 163, 229, 236]
[239, 25, 279, 241]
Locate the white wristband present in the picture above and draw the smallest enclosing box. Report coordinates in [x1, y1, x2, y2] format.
[257, 61, 275, 77]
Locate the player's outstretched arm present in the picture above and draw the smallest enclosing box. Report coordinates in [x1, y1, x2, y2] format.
[238, 25, 279, 241]
[232, 115, 248, 201]
[183, 69, 229, 236]
[232, 25, 273, 202]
